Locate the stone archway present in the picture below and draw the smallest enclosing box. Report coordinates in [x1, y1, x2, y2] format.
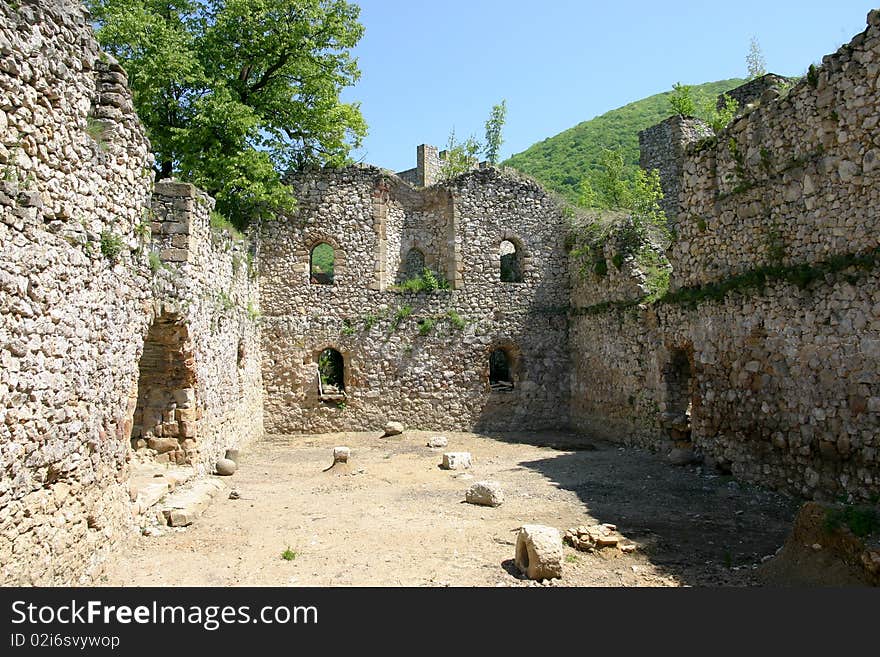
[130, 313, 199, 464]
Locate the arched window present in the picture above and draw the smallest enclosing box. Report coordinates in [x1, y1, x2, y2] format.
[500, 240, 523, 283]
[489, 348, 514, 391]
[318, 348, 345, 395]
[310, 243, 335, 285]
[404, 247, 426, 280]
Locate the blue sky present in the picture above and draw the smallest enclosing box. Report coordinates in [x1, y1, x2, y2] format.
[341, 0, 878, 172]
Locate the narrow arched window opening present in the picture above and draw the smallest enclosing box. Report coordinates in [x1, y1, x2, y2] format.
[310, 243, 335, 285]
[318, 348, 345, 398]
[500, 240, 523, 283]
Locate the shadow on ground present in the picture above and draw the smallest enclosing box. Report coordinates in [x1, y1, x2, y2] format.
[477, 430, 801, 586]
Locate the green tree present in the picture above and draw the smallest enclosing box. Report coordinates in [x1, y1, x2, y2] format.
[483, 99, 507, 165]
[669, 82, 696, 116]
[578, 149, 631, 209]
[577, 148, 665, 239]
[88, 0, 367, 228]
[701, 92, 739, 134]
[746, 36, 767, 79]
[438, 128, 481, 181]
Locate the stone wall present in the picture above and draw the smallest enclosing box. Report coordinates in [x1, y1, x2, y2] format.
[396, 144, 445, 187]
[671, 14, 880, 290]
[718, 73, 792, 111]
[638, 116, 712, 223]
[571, 10, 880, 503]
[571, 268, 880, 502]
[260, 166, 570, 434]
[0, 0, 154, 585]
[145, 181, 264, 471]
[0, 1, 263, 584]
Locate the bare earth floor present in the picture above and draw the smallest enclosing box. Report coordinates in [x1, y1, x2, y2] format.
[99, 431, 800, 587]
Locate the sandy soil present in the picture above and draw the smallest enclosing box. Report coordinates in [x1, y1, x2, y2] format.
[99, 431, 799, 587]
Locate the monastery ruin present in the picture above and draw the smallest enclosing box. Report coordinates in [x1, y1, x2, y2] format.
[1, 1, 879, 584]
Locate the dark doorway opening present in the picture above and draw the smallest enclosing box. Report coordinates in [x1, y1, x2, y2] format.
[489, 348, 514, 392]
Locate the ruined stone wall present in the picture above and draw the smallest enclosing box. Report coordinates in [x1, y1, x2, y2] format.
[146, 181, 263, 471]
[671, 13, 880, 290]
[260, 166, 570, 434]
[571, 10, 880, 502]
[0, 0, 154, 584]
[638, 116, 711, 222]
[0, 2, 264, 584]
[571, 268, 880, 502]
[718, 73, 792, 111]
[396, 144, 444, 188]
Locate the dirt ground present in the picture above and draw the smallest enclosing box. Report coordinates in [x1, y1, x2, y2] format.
[99, 431, 801, 587]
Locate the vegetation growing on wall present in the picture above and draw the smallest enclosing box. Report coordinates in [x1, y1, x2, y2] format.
[438, 128, 482, 181]
[390, 268, 451, 293]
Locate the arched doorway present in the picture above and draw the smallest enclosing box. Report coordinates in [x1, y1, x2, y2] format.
[130, 314, 198, 464]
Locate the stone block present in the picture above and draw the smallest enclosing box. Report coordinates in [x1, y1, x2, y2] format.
[515, 524, 563, 580]
[383, 421, 404, 436]
[215, 458, 237, 476]
[465, 480, 504, 507]
[159, 248, 188, 262]
[441, 452, 471, 470]
[333, 447, 350, 463]
[147, 437, 178, 454]
[173, 388, 196, 407]
[426, 436, 448, 448]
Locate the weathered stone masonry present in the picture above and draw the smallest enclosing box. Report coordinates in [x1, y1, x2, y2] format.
[573, 11, 880, 502]
[260, 165, 570, 434]
[3, 0, 880, 586]
[0, 1, 262, 585]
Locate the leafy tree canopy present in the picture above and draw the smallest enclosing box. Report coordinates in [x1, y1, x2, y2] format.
[88, 0, 368, 228]
[578, 148, 665, 239]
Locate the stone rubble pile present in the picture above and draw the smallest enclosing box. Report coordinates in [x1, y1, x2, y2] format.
[563, 524, 637, 553]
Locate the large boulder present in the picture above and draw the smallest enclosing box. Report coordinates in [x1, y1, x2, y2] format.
[333, 446, 350, 463]
[515, 524, 563, 580]
[465, 480, 504, 507]
[383, 421, 404, 436]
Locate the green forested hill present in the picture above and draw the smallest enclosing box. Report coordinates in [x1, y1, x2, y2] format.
[502, 79, 746, 203]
